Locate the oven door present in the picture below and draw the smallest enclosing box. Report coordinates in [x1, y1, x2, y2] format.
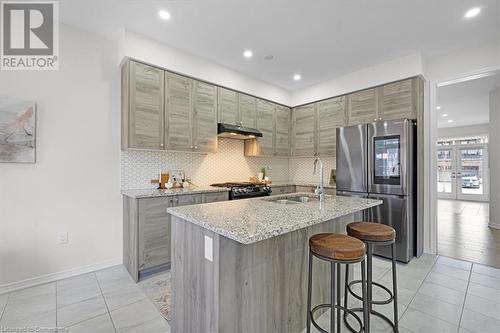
[368, 119, 413, 196]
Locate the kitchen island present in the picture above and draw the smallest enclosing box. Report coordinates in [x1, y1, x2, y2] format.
[167, 193, 382, 333]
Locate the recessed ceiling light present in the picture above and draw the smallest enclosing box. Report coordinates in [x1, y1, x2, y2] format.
[158, 10, 171, 20]
[464, 7, 481, 19]
[436, 106, 441, 110]
[442, 113, 448, 117]
[243, 50, 253, 58]
[293, 74, 302, 81]
[448, 119, 454, 123]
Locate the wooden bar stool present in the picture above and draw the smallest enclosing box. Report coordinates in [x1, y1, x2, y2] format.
[344, 222, 398, 333]
[307, 233, 369, 333]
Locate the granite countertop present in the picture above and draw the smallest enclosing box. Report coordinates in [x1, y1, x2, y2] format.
[122, 181, 336, 199]
[121, 186, 229, 199]
[167, 194, 381, 245]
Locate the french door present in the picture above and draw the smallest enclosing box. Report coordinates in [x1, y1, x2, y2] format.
[437, 144, 489, 201]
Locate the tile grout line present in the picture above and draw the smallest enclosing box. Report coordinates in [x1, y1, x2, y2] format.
[0, 294, 10, 323]
[457, 261, 473, 332]
[94, 272, 118, 333]
[55, 281, 58, 327]
[397, 255, 443, 328]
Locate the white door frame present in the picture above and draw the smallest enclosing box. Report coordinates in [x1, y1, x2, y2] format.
[427, 66, 499, 254]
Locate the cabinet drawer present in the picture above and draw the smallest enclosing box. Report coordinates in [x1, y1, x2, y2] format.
[272, 186, 296, 195]
[176, 193, 203, 206]
[202, 192, 229, 203]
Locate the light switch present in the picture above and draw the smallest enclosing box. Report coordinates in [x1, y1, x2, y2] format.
[204, 235, 213, 262]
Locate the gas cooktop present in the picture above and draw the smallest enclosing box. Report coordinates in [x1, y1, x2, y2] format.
[211, 182, 272, 200]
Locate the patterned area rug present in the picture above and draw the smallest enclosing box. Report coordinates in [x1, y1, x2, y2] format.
[138, 270, 172, 321]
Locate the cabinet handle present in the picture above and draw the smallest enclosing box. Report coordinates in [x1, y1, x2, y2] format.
[194, 146, 198, 149]
[160, 143, 164, 147]
[190, 145, 194, 149]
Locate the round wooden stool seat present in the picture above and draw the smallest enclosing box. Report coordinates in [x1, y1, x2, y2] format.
[309, 233, 366, 261]
[347, 222, 396, 242]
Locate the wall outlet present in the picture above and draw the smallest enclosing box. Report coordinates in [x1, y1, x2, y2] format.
[204, 235, 213, 262]
[57, 232, 69, 244]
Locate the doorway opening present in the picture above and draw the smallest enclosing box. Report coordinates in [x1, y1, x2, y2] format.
[435, 71, 500, 267]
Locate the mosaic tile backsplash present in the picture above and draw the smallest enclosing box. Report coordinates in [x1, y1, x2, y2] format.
[121, 138, 335, 190]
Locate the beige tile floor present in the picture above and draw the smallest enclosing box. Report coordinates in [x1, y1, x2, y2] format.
[304, 254, 500, 333]
[0, 265, 170, 333]
[1, 254, 499, 332]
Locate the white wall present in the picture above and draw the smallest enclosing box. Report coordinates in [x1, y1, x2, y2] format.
[291, 53, 424, 106]
[437, 124, 490, 139]
[425, 41, 500, 81]
[0, 24, 122, 287]
[490, 89, 500, 228]
[120, 31, 291, 106]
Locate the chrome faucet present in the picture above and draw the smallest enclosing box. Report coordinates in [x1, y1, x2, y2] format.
[313, 157, 325, 203]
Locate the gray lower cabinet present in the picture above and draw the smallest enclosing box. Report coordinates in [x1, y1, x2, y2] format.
[123, 191, 228, 282]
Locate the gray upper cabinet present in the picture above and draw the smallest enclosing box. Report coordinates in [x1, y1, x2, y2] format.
[347, 88, 378, 126]
[165, 72, 192, 151]
[275, 105, 291, 156]
[192, 81, 218, 153]
[255, 100, 275, 156]
[317, 96, 346, 157]
[122, 61, 165, 150]
[292, 104, 316, 157]
[378, 78, 416, 120]
[218, 88, 239, 125]
[239, 94, 257, 128]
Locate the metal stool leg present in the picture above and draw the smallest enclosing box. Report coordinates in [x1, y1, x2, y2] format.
[366, 244, 373, 313]
[361, 259, 369, 333]
[391, 243, 399, 333]
[331, 262, 336, 333]
[344, 264, 349, 312]
[337, 263, 341, 333]
[307, 252, 313, 333]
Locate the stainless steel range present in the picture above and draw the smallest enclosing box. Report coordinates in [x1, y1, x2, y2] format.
[211, 182, 272, 200]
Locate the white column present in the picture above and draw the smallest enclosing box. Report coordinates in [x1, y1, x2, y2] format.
[490, 88, 500, 229]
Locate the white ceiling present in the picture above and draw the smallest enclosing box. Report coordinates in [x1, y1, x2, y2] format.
[437, 71, 500, 128]
[59, 0, 499, 91]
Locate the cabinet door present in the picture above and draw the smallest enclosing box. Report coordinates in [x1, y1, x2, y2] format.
[165, 72, 192, 151]
[347, 88, 378, 126]
[192, 81, 218, 153]
[138, 197, 173, 271]
[378, 78, 416, 120]
[218, 88, 239, 125]
[238, 93, 257, 128]
[317, 97, 346, 157]
[275, 105, 290, 156]
[255, 99, 276, 156]
[293, 104, 316, 157]
[127, 61, 165, 150]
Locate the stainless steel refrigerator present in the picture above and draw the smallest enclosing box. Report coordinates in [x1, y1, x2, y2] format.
[336, 119, 422, 263]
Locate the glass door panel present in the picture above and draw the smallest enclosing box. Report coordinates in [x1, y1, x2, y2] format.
[437, 148, 455, 199]
[457, 147, 487, 201]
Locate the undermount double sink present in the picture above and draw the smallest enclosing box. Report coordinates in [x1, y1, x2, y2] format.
[263, 193, 324, 205]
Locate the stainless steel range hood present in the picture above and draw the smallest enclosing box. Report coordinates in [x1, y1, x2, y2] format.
[217, 123, 263, 140]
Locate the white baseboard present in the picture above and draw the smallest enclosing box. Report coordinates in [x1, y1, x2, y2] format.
[489, 222, 500, 230]
[0, 258, 122, 295]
